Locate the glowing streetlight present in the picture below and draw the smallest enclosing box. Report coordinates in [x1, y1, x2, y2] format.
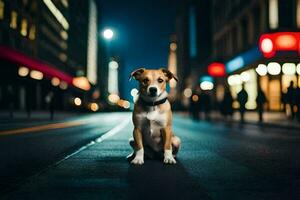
[103, 28, 114, 40]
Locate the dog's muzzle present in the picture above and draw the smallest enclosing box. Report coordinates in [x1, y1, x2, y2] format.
[148, 87, 158, 97]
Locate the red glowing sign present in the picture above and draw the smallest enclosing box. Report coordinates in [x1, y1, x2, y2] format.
[259, 32, 300, 58]
[207, 62, 226, 77]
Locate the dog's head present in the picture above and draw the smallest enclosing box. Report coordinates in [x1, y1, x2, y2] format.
[130, 68, 178, 98]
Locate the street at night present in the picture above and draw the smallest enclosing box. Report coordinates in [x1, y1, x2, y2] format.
[1, 0, 300, 199]
[0, 113, 299, 199]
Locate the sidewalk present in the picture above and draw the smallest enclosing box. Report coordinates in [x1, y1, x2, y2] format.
[179, 111, 300, 129]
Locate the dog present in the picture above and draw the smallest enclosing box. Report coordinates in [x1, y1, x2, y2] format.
[128, 68, 181, 165]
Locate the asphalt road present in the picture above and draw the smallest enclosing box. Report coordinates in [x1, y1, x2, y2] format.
[1, 112, 300, 199]
[0, 113, 129, 194]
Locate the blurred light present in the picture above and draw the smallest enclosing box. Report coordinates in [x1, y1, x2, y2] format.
[43, 0, 69, 30]
[260, 38, 273, 53]
[267, 62, 281, 75]
[51, 77, 60, 86]
[241, 71, 250, 82]
[59, 53, 67, 62]
[90, 103, 99, 112]
[10, 11, 17, 29]
[60, 30, 68, 40]
[0, 0, 4, 19]
[256, 64, 268, 76]
[103, 28, 113, 40]
[275, 35, 297, 49]
[92, 90, 100, 99]
[123, 101, 130, 109]
[87, 1, 98, 85]
[297, 64, 300, 75]
[170, 43, 177, 51]
[130, 88, 139, 97]
[20, 18, 28, 36]
[61, 0, 68, 8]
[109, 60, 118, 69]
[282, 63, 296, 75]
[28, 25, 36, 40]
[200, 76, 213, 83]
[183, 88, 192, 98]
[200, 81, 214, 90]
[18, 66, 29, 77]
[108, 94, 120, 104]
[72, 76, 91, 91]
[59, 81, 68, 90]
[30, 70, 43, 80]
[74, 97, 82, 106]
[227, 75, 242, 86]
[269, 0, 278, 29]
[226, 56, 244, 73]
[192, 95, 199, 102]
[208, 62, 226, 77]
[108, 61, 119, 94]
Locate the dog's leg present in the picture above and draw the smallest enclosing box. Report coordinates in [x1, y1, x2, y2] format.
[171, 136, 181, 157]
[161, 127, 176, 164]
[131, 128, 144, 165]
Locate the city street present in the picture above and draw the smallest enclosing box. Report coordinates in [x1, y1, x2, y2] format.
[1, 112, 300, 199]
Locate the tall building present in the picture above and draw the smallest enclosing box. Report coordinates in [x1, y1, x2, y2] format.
[175, 0, 213, 107]
[0, 0, 104, 112]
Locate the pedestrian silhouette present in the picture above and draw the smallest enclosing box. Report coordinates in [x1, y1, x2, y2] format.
[220, 87, 233, 120]
[190, 86, 201, 121]
[281, 91, 287, 114]
[237, 84, 248, 123]
[45, 91, 55, 120]
[295, 86, 300, 122]
[286, 81, 296, 120]
[256, 86, 267, 122]
[200, 91, 211, 120]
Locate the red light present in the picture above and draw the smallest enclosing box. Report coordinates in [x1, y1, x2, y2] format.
[259, 32, 300, 58]
[208, 62, 226, 77]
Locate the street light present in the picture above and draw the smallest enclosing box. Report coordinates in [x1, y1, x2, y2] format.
[103, 28, 114, 40]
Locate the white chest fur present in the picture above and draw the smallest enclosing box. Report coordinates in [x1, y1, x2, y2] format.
[135, 108, 167, 151]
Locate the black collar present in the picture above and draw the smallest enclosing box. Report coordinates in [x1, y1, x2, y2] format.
[139, 96, 168, 107]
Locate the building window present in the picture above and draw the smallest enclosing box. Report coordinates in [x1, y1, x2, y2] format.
[61, 0, 68, 8]
[269, 0, 278, 29]
[10, 11, 18, 29]
[43, 0, 69, 30]
[297, 0, 300, 28]
[20, 18, 28, 36]
[0, 0, 4, 20]
[29, 25, 36, 40]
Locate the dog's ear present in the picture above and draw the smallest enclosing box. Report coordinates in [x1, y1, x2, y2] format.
[160, 68, 178, 82]
[129, 68, 145, 81]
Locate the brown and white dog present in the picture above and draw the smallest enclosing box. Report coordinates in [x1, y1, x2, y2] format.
[129, 68, 181, 165]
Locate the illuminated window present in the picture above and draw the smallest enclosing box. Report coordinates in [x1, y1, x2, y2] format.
[60, 30, 68, 40]
[61, 0, 68, 8]
[297, 0, 300, 28]
[10, 11, 18, 29]
[269, 0, 278, 29]
[269, 79, 281, 110]
[28, 25, 36, 40]
[0, 0, 4, 20]
[20, 18, 28, 36]
[59, 53, 67, 62]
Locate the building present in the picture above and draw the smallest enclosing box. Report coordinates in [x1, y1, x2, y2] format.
[212, 0, 300, 111]
[0, 0, 104, 113]
[175, 0, 213, 108]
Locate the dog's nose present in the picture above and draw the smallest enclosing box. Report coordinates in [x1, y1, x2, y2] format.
[149, 87, 157, 96]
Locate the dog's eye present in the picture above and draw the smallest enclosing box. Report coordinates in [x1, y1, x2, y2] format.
[142, 78, 149, 84]
[158, 78, 164, 83]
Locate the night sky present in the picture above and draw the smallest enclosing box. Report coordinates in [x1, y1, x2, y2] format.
[97, 0, 180, 100]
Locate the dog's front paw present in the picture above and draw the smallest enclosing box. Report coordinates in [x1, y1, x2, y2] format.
[131, 148, 144, 165]
[164, 150, 176, 164]
[131, 156, 144, 165]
